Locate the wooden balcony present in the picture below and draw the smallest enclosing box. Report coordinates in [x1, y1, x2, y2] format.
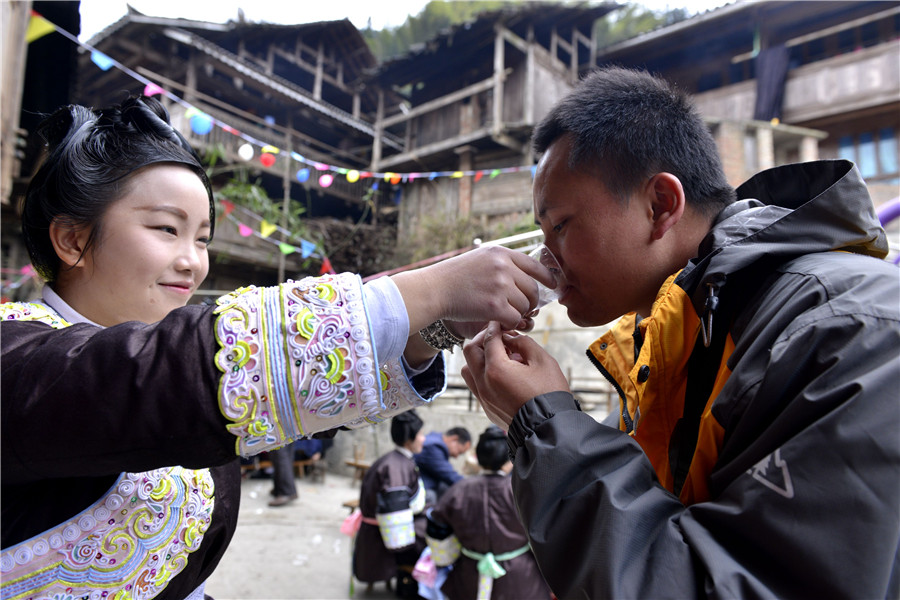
[692, 40, 900, 125]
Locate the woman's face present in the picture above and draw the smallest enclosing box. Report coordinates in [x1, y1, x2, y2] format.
[406, 430, 426, 454]
[64, 164, 211, 326]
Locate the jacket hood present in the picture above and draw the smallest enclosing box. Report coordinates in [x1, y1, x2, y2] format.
[678, 159, 888, 313]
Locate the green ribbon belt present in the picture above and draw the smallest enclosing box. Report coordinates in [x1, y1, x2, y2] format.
[461, 544, 531, 579]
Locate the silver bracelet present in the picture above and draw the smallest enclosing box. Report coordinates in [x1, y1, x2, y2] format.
[419, 320, 464, 352]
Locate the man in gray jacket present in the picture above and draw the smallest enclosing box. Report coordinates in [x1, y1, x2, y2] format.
[462, 66, 899, 599]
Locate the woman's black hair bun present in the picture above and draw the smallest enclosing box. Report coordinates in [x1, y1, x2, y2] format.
[481, 424, 506, 440]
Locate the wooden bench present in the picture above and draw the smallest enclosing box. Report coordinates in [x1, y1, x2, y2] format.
[342, 498, 359, 513]
[344, 459, 371, 483]
[240, 457, 325, 482]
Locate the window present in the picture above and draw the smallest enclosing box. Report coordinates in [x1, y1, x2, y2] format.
[858, 132, 877, 178]
[839, 128, 899, 183]
[878, 128, 898, 176]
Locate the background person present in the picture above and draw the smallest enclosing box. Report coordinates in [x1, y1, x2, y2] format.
[462, 67, 900, 599]
[414, 427, 471, 504]
[424, 425, 551, 600]
[352, 411, 428, 599]
[267, 437, 324, 507]
[0, 95, 553, 600]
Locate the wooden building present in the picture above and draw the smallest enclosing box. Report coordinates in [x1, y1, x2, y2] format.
[375, 0, 898, 244]
[595, 0, 900, 205]
[73, 8, 411, 293]
[369, 2, 619, 240]
[4, 1, 897, 301]
[1, 1, 81, 302]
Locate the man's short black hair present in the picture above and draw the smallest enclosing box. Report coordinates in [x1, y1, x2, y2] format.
[532, 66, 735, 217]
[446, 427, 471, 445]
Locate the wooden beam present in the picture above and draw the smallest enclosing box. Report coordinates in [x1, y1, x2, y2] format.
[381, 72, 508, 128]
[371, 90, 384, 169]
[493, 28, 505, 135]
[271, 46, 351, 93]
[375, 127, 494, 170]
[731, 5, 900, 64]
[526, 25, 535, 125]
[570, 30, 577, 80]
[498, 25, 529, 54]
[491, 131, 526, 154]
[314, 41, 324, 100]
[135, 66, 361, 163]
[114, 37, 170, 64]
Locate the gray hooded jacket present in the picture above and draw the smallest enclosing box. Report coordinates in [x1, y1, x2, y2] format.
[507, 160, 899, 599]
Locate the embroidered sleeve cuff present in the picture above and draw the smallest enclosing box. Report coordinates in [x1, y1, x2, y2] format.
[214, 275, 382, 455]
[507, 392, 581, 462]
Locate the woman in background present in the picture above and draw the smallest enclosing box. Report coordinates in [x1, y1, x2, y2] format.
[0, 95, 552, 599]
[352, 411, 428, 599]
[425, 426, 552, 600]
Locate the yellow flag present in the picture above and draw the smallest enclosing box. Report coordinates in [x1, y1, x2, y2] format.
[260, 220, 277, 238]
[26, 12, 56, 43]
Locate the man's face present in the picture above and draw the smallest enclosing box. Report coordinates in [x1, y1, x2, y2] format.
[445, 436, 471, 458]
[532, 136, 660, 327]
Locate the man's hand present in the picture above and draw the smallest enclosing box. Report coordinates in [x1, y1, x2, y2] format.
[461, 321, 570, 430]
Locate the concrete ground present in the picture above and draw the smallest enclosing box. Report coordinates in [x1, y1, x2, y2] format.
[202, 398, 610, 600]
[204, 471, 393, 600]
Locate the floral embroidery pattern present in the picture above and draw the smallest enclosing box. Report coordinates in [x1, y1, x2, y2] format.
[0, 303, 215, 600]
[344, 357, 445, 430]
[213, 274, 385, 454]
[0, 469, 214, 600]
[0, 303, 68, 328]
[212, 275, 447, 450]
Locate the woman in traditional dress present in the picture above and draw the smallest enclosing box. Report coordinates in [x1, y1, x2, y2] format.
[425, 426, 552, 600]
[352, 411, 428, 598]
[0, 95, 551, 600]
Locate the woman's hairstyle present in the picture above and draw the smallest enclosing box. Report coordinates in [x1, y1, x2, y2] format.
[391, 410, 424, 447]
[22, 95, 215, 282]
[475, 425, 508, 471]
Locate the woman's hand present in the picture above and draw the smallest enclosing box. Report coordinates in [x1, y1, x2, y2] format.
[392, 246, 555, 335]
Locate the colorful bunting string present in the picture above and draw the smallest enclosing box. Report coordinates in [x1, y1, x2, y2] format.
[218, 199, 332, 269]
[30, 13, 539, 188]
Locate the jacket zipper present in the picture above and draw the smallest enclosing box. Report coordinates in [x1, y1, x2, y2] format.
[585, 349, 633, 433]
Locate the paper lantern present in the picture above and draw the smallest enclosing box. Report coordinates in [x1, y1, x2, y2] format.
[190, 114, 213, 135]
[319, 173, 334, 188]
[296, 168, 310, 183]
[260, 153, 276, 168]
[346, 170, 360, 183]
[390, 173, 402, 185]
[237, 143, 254, 161]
